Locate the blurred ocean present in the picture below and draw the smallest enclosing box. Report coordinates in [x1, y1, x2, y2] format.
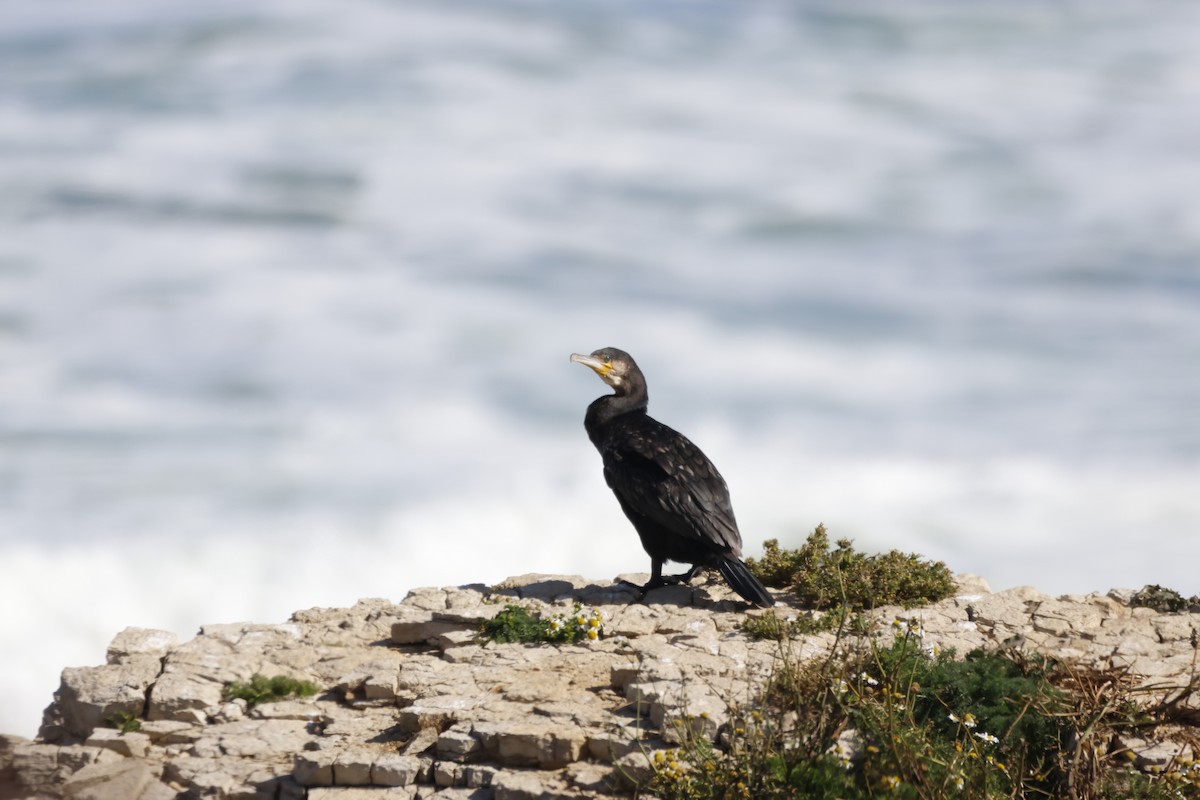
[2, 0, 1198, 737]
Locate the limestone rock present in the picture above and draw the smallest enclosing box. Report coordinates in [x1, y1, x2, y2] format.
[293, 752, 336, 787]
[61, 759, 156, 800]
[308, 789, 416, 800]
[490, 768, 581, 800]
[146, 672, 223, 723]
[83, 729, 151, 758]
[331, 748, 375, 786]
[8, 571, 1200, 800]
[437, 724, 482, 762]
[136, 720, 196, 745]
[611, 750, 655, 787]
[475, 720, 586, 769]
[1116, 733, 1194, 769]
[1, 735, 25, 791]
[105, 629, 179, 665]
[39, 658, 162, 742]
[390, 612, 474, 646]
[371, 753, 423, 786]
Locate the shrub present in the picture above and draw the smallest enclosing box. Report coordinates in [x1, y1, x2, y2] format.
[649, 620, 1200, 800]
[1130, 584, 1198, 613]
[747, 525, 956, 611]
[742, 526, 955, 638]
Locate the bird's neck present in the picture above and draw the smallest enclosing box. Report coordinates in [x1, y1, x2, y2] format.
[583, 390, 648, 442]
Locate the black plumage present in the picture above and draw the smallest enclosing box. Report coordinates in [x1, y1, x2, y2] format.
[570, 347, 774, 608]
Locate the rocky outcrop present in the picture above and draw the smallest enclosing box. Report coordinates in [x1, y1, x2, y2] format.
[3, 573, 1198, 799]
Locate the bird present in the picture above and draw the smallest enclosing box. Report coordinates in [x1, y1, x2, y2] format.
[570, 347, 774, 608]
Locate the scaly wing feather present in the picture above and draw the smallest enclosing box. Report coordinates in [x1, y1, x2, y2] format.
[601, 416, 743, 557]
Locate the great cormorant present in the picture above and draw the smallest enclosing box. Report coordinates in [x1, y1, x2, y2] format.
[570, 347, 774, 608]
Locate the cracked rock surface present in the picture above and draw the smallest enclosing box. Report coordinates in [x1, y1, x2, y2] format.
[3, 573, 1199, 799]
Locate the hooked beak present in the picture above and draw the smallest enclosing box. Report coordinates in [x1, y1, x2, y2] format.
[571, 352, 621, 387]
[570, 352, 610, 376]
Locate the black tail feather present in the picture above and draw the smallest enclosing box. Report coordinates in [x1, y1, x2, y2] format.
[718, 558, 774, 608]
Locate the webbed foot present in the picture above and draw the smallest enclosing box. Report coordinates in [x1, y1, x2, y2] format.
[661, 565, 704, 585]
[617, 565, 705, 597]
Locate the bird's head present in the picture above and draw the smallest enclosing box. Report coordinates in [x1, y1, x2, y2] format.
[570, 347, 640, 393]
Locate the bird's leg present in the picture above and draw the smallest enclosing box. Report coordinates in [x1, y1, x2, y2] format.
[617, 558, 668, 594]
[617, 560, 701, 595]
[661, 564, 703, 585]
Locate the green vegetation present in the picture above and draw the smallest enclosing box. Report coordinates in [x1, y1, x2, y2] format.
[743, 526, 956, 637]
[478, 602, 604, 645]
[748, 524, 957, 608]
[1130, 584, 1198, 613]
[741, 606, 871, 639]
[222, 674, 319, 708]
[106, 710, 142, 733]
[648, 620, 1200, 800]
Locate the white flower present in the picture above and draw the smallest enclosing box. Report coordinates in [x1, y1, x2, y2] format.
[974, 731, 999, 745]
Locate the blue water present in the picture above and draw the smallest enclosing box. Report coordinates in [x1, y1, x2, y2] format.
[2, 0, 1198, 737]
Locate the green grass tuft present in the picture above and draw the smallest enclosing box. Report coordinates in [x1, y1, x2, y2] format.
[222, 674, 319, 708]
[106, 710, 142, 733]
